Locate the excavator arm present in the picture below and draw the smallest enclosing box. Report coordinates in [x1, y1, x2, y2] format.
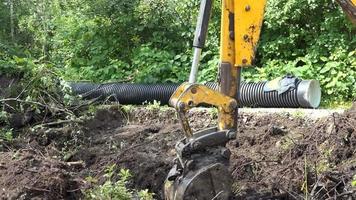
[164, 0, 266, 199]
[164, 0, 355, 199]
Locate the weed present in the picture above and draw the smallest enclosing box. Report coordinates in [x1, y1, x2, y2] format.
[121, 105, 135, 114]
[85, 164, 154, 200]
[158, 105, 171, 112]
[0, 128, 13, 142]
[145, 100, 161, 111]
[316, 142, 334, 173]
[0, 111, 9, 125]
[85, 176, 98, 184]
[209, 108, 218, 119]
[316, 159, 331, 174]
[138, 189, 154, 200]
[291, 110, 305, 119]
[321, 101, 353, 109]
[0, 128, 13, 150]
[278, 136, 296, 151]
[87, 105, 99, 116]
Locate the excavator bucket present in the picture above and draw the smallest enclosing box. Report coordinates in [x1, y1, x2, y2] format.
[164, 128, 233, 200]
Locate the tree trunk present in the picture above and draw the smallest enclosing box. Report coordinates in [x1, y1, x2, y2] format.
[335, 0, 356, 24]
[9, 0, 15, 42]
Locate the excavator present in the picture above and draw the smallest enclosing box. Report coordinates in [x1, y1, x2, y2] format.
[163, 0, 356, 199]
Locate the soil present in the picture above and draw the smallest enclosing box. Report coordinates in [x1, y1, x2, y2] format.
[0, 104, 355, 200]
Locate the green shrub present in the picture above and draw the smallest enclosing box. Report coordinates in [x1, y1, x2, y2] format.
[0, 0, 354, 104]
[249, 0, 355, 103]
[85, 164, 154, 200]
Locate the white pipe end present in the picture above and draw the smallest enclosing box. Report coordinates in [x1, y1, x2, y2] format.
[297, 80, 321, 108]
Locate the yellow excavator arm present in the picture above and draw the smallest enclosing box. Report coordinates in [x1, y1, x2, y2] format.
[165, 1, 266, 199]
[164, 1, 355, 199]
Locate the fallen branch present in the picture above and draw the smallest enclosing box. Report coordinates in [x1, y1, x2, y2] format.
[0, 98, 70, 115]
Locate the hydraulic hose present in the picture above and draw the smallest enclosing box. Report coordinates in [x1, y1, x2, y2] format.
[70, 80, 321, 108]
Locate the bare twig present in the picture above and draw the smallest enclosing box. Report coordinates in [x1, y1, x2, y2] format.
[34, 119, 83, 128]
[16, 75, 39, 99]
[318, 179, 344, 200]
[71, 97, 101, 111]
[2, 101, 16, 111]
[211, 191, 224, 200]
[24, 186, 50, 192]
[0, 98, 72, 115]
[23, 168, 40, 173]
[67, 188, 81, 193]
[0, 98, 47, 108]
[66, 161, 85, 167]
[334, 190, 355, 198]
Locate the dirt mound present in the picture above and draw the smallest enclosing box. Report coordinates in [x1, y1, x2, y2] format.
[0, 150, 80, 200]
[230, 104, 356, 199]
[0, 105, 355, 199]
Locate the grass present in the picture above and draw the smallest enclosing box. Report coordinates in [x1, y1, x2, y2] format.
[290, 110, 305, 118]
[352, 175, 356, 187]
[320, 101, 353, 109]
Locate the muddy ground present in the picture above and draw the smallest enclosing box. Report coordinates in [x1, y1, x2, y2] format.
[0, 104, 355, 200]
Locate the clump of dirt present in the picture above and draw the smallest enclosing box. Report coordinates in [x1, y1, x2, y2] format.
[0, 104, 355, 200]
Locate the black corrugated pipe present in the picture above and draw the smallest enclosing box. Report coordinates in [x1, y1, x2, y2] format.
[69, 79, 321, 108]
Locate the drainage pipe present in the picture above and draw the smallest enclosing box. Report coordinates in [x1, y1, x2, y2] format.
[69, 80, 321, 108]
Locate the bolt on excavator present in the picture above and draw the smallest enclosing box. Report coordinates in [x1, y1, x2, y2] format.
[163, 0, 355, 199]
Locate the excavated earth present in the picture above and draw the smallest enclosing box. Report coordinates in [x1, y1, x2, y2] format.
[0, 104, 355, 200]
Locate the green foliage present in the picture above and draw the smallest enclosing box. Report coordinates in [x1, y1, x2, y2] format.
[86, 167, 133, 200]
[0, 119, 13, 150]
[0, 45, 32, 76]
[0, 53, 78, 133]
[85, 164, 154, 200]
[0, 0, 354, 105]
[0, 111, 8, 124]
[132, 44, 188, 83]
[247, 0, 356, 104]
[0, 128, 13, 142]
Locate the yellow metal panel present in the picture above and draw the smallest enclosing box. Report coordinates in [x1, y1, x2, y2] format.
[234, 0, 266, 67]
[169, 83, 237, 133]
[220, 0, 235, 64]
[219, 0, 239, 131]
